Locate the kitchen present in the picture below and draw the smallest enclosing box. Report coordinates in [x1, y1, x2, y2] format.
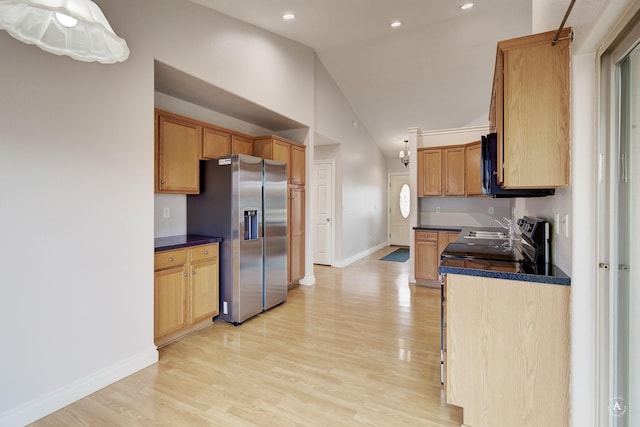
[0, 0, 637, 426]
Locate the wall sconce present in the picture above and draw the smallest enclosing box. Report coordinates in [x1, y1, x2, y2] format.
[399, 140, 410, 167]
[0, 0, 129, 64]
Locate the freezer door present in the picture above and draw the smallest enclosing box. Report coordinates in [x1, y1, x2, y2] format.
[263, 159, 288, 310]
[234, 155, 264, 323]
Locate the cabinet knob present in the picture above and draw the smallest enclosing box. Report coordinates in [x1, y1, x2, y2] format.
[168, 257, 174, 262]
[204, 250, 209, 255]
[161, 179, 165, 184]
[192, 271, 196, 276]
[183, 272, 187, 277]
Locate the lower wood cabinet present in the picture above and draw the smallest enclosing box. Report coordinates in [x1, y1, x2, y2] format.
[154, 243, 219, 347]
[289, 185, 305, 285]
[415, 230, 460, 282]
[415, 231, 439, 281]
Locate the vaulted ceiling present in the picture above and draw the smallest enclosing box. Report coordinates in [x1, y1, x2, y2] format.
[187, 0, 605, 158]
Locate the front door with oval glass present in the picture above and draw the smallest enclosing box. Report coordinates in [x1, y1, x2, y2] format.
[390, 175, 410, 246]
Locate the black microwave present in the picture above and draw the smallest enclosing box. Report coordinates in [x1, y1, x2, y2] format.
[481, 133, 554, 198]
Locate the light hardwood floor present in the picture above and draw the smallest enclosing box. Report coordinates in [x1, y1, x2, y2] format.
[31, 247, 462, 426]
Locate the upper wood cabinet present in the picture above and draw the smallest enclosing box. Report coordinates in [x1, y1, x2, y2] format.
[155, 110, 201, 194]
[418, 142, 481, 198]
[443, 147, 465, 196]
[202, 125, 254, 159]
[231, 135, 253, 156]
[465, 141, 483, 196]
[254, 135, 306, 186]
[418, 148, 442, 197]
[418, 141, 482, 197]
[201, 126, 231, 160]
[490, 28, 571, 188]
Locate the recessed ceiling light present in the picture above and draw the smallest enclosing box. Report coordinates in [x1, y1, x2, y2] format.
[390, 20, 402, 28]
[282, 13, 295, 21]
[460, 2, 474, 10]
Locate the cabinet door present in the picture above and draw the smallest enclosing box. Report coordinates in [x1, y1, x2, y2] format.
[154, 266, 187, 340]
[290, 144, 306, 186]
[202, 126, 231, 160]
[190, 259, 219, 323]
[415, 240, 439, 280]
[272, 139, 290, 164]
[502, 35, 570, 188]
[289, 186, 305, 283]
[443, 147, 465, 196]
[418, 149, 442, 196]
[438, 232, 459, 256]
[465, 142, 483, 196]
[156, 114, 200, 194]
[231, 135, 253, 156]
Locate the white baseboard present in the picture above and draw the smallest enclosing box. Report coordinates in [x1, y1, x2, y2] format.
[333, 242, 388, 268]
[299, 274, 316, 286]
[0, 348, 158, 427]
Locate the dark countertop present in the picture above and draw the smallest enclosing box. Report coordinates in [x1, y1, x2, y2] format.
[413, 224, 463, 232]
[437, 225, 571, 286]
[154, 234, 223, 252]
[439, 258, 571, 286]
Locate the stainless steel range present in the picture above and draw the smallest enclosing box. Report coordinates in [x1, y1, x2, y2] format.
[440, 216, 551, 271]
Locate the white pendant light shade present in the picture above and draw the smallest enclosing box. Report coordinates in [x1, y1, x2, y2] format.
[0, 0, 129, 63]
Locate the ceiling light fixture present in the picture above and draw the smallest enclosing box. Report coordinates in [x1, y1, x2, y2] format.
[390, 20, 402, 28]
[460, 2, 474, 10]
[282, 12, 295, 21]
[399, 140, 410, 167]
[0, 0, 129, 64]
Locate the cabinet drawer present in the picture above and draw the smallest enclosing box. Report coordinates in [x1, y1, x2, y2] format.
[415, 231, 438, 241]
[190, 243, 218, 263]
[154, 249, 187, 270]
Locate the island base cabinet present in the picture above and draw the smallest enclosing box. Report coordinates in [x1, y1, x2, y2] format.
[445, 274, 570, 427]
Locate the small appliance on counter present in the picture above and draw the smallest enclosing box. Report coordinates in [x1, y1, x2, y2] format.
[187, 154, 288, 325]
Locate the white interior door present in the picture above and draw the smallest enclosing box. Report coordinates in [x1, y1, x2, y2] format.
[389, 174, 410, 246]
[313, 161, 333, 265]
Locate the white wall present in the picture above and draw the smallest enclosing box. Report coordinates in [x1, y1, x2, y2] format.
[0, 2, 158, 424]
[419, 197, 512, 227]
[0, 0, 319, 425]
[314, 58, 388, 265]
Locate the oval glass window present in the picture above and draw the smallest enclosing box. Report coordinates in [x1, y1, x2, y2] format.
[399, 183, 410, 218]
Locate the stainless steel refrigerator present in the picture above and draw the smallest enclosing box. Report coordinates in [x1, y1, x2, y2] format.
[187, 154, 288, 324]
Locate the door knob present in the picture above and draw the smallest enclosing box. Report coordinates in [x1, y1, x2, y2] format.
[326, 218, 331, 222]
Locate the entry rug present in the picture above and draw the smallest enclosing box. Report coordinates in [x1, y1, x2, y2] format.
[379, 247, 410, 262]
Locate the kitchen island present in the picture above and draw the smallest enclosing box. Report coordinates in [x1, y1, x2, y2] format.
[439, 231, 571, 427]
